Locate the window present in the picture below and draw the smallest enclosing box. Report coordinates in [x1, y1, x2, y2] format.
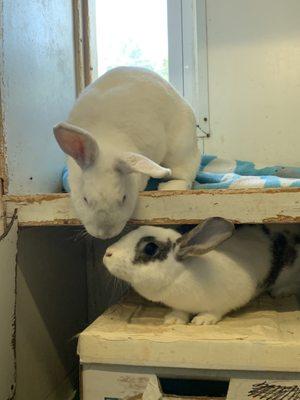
[79, 0, 300, 164]
[92, 0, 210, 139]
[95, 0, 169, 80]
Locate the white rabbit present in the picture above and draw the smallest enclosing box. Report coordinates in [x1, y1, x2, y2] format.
[53, 67, 200, 239]
[103, 218, 300, 325]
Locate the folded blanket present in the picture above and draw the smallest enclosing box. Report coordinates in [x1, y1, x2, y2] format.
[62, 155, 300, 192]
[194, 155, 300, 189]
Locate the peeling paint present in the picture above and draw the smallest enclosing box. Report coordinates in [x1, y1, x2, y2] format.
[3, 193, 69, 203]
[263, 215, 300, 224]
[18, 218, 80, 226]
[3, 189, 300, 226]
[139, 188, 300, 197]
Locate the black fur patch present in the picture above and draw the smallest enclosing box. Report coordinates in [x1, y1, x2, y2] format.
[133, 236, 173, 264]
[262, 232, 297, 288]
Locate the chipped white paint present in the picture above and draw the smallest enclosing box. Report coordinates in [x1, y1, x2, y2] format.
[5, 195, 76, 226]
[0, 219, 18, 399]
[4, 188, 300, 226]
[132, 189, 300, 224]
[142, 376, 162, 400]
[78, 294, 300, 372]
[81, 368, 152, 400]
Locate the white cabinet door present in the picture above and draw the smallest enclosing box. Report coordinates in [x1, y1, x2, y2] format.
[0, 219, 18, 399]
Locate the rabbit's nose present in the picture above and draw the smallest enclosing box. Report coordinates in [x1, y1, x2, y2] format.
[105, 251, 113, 257]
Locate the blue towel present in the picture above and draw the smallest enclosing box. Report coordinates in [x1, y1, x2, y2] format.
[61, 156, 300, 192]
[194, 155, 300, 189]
[62, 166, 70, 192]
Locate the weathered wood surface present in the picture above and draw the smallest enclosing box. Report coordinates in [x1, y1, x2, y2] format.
[5, 194, 79, 226]
[3, 188, 300, 226]
[78, 293, 300, 372]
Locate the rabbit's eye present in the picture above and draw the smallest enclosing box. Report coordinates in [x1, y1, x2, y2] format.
[122, 194, 126, 204]
[143, 242, 159, 257]
[83, 197, 88, 204]
[134, 236, 172, 264]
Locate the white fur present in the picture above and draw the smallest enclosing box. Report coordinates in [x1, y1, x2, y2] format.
[54, 67, 200, 239]
[103, 224, 300, 325]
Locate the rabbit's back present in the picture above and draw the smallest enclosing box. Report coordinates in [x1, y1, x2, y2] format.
[67, 67, 194, 158]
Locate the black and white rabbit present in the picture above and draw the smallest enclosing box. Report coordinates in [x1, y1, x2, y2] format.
[53, 67, 200, 239]
[103, 218, 300, 324]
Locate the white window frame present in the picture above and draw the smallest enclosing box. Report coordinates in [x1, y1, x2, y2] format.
[168, 0, 210, 138]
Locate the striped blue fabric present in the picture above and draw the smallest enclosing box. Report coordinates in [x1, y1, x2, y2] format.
[61, 156, 300, 192]
[193, 155, 300, 189]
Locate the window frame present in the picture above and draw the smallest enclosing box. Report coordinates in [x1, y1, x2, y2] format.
[168, 0, 210, 138]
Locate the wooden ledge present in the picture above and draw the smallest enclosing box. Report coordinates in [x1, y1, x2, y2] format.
[3, 188, 300, 226]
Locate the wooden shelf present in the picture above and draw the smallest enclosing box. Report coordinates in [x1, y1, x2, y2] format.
[3, 187, 300, 227]
[78, 292, 300, 372]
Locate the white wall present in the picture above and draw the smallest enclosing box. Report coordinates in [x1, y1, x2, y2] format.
[2, 1, 76, 194]
[204, 0, 300, 165]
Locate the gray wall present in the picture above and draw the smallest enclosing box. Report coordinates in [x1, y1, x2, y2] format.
[16, 227, 88, 400]
[87, 235, 130, 323]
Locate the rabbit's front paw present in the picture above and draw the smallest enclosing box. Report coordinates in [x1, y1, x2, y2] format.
[159, 179, 190, 190]
[164, 310, 190, 325]
[191, 313, 221, 325]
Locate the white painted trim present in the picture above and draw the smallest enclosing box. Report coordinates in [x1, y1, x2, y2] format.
[167, 0, 184, 94]
[72, 0, 85, 95]
[194, 0, 210, 135]
[4, 188, 300, 226]
[168, 0, 210, 137]
[86, 0, 98, 83]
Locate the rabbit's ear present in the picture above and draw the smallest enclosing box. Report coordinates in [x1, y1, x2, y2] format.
[176, 217, 235, 259]
[54, 122, 99, 169]
[116, 152, 172, 178]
